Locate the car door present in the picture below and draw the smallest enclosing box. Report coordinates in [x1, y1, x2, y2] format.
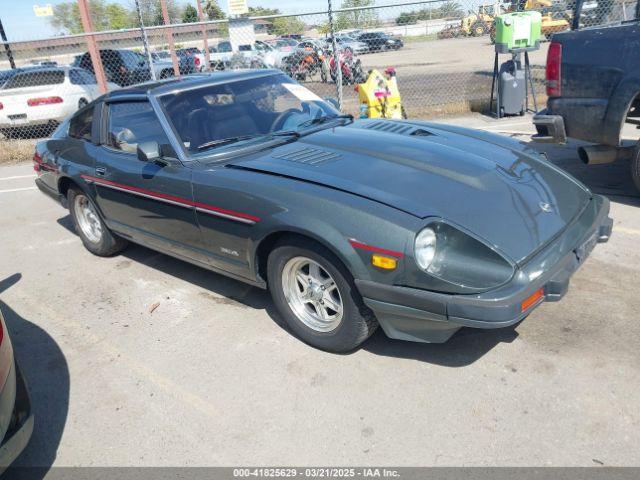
[91, 99, 207, 264]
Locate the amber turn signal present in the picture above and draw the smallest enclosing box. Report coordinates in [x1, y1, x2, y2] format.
[521, 288, 544, 313]
[372, 255, 397, 270]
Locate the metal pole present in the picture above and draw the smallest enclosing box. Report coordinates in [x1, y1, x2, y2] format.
[134, 0, 156, 80]
[0, 17, 16, 69]
[77, 0, 108, 94]
[327, 0, 343, 111]
[196, 0, 211, 71]
[160, 0, 181, 77]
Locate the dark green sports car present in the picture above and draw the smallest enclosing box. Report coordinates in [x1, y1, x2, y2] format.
[33, 70, 612, 352]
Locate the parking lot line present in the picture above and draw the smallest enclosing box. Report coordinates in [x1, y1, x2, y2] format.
[0, 187, 37, 194]
[0, 175, 36, 181]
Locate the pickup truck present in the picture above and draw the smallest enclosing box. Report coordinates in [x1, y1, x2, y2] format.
[533, 0, 640, 191]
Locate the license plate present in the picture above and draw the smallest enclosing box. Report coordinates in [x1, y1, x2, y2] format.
[8, 113, 28, 125]
[575, 232, 597, 263]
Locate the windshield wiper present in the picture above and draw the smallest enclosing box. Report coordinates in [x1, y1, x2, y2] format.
[296, 114, 354, 130]
[197, 130, 299, 151]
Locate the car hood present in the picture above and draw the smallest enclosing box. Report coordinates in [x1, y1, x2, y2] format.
[230, 120, 591, 264]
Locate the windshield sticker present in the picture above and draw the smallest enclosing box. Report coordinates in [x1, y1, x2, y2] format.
[283, 83, 323, 102]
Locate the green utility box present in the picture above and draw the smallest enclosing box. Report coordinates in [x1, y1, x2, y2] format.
[494, 11, 541, 53]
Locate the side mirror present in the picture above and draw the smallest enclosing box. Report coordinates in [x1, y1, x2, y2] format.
[137, 141, 160, 163]
[324, 97, 340, 110]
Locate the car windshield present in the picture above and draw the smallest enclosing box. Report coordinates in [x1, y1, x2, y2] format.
[159, 74, 341, 155]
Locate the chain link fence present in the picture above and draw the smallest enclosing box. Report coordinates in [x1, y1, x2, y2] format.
[0, 0, 635, 161]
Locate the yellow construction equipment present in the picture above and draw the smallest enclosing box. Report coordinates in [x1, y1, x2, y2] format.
[457, 0, 570, 40]
[357, 68, 405, 119]
[461, 2, 506, 37]
[500, 0, 570, 39]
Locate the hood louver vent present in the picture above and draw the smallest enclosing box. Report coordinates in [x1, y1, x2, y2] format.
[363, 121, 435, 137]
[364, 121, 414, 135]
[272, 147, 341, 166]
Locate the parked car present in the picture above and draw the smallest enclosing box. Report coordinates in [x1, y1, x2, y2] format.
[0, 307, 34, 474]
[34, 70, 612, 352]
[0, 67, 118, 135]
[176, 47, 205, 71]
[357, 32, 404, 51]
[326, 35, 369, 54]
[533, 0, 640, 190]
[73, 49, 152, 86]
[279, 34, 303, 40]
[208, 41, 285, 70]
[151, 51, 198, 78]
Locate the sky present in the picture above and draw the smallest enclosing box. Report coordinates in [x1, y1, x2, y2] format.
[0, 0, 333, 41]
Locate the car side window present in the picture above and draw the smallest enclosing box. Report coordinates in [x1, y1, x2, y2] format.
[106, 101, 172, 155]
[68, 106, 94, 141]
[69, 69, 97, 85]
[4, 70, 65, 89]
[218, 42, 232, 53]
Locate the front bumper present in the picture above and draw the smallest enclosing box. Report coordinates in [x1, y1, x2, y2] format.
[0, 362, 34, 473]
[357, 195, 613, 343]
[532, 110, 567, 144]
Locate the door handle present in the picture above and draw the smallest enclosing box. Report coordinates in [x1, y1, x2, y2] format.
[95, 166, 107, 176]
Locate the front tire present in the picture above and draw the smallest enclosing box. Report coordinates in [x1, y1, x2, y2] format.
[267, 237, 377, 352]
[68, 187, 127, 256]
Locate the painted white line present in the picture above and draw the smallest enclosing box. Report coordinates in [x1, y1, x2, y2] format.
[0, 174, 36, 181]
[0, 187, 37, 193]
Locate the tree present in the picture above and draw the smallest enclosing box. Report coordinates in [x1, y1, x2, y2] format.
[270, 16, 306, 36]
[182, 4, 199, 23]
[395, 12, 417, 25]
[204, 0, 226, 19]
[105, 3, 133, 30]
[337, 0, 379, 30]
[437, 1, 464, 18]
[132, 0, 180, 26]
[50, 0, 135, 34]
[246, 6, 280, 16]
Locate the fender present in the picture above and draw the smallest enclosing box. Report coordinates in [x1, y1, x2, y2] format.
[251, 209, 409, 285]
[602, 76, 640, 147]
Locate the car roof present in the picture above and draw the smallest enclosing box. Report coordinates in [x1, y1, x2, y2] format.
[104, 69, 283, 99]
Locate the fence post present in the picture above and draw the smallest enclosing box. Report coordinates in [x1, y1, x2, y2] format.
[134, 0, 156, 80]
[0, 18, 16, 69]
[196, 0, 211, 71]
[77, 0, 108, 94]
[327, 0, 343, 111]
[160, 0, 181, 77]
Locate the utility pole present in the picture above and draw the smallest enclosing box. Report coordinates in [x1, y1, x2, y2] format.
[327, 0, 343, 111]
[134, 0, 156, 80]
[77, 0, 108, 94]
[196, 0, 211, 71]
[0, 17, 16, 69]
[160, 0, 181, 77]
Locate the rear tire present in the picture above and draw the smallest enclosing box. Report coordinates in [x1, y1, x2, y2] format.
[267, 237, 377, 352]
[631, 143, 640, 193]
[68, 187, 127, 257]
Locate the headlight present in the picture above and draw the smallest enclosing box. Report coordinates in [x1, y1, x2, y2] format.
[414, 222, 515, 291]
[414, 227, 437, 270]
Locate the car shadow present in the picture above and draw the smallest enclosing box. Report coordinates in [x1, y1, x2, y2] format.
[0, 274, 70, 480]
[362, 324, 519, 367]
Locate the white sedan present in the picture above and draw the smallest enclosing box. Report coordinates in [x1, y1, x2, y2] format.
[0, 66, 117, 134]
